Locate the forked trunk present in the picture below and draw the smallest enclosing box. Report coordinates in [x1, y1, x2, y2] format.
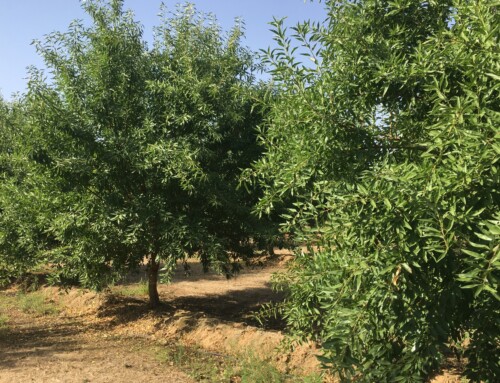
[148, 256, 160, 308]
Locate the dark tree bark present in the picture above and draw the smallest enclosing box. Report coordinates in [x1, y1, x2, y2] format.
[148, 256, 160, 308]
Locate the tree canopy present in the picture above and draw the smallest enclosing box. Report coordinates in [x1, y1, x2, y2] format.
[248, 0, 499, 381]
[1, 0, 266, 306]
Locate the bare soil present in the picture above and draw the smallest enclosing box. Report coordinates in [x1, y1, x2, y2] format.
[0, 256, 294, 383]
[0, 289, 195, 383]
[0, 254, 463, 382]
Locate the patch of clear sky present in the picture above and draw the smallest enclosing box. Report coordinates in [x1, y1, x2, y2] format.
[0, 0, 327, 99]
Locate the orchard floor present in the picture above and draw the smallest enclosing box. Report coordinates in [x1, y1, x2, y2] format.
[0, 253, 463, 383]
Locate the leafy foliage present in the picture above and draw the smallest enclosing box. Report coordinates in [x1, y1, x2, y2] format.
[0, 98, 57, 284]
[248, 0, 499, 381]
[11, 0, 265, 304]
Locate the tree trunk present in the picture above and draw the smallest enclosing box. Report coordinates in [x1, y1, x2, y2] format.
[148, 256, 160, 308]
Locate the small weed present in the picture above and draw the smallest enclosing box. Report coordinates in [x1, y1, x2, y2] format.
[0, 293, 15, 310]
[156, 345, 221, 381]
[0, 314, 8, 328]
[18, 273, 43, 292]
[0, 313, 9, 337]
[301, 374, 324, 383]
[17, 292, 59, 316]
[155, 343, 324, 383]
[236, 353, 284, 383]
[113, 279, 148, 297]
[236, 353, 322, 383]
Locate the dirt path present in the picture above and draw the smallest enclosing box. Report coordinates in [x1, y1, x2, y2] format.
[0, 307, 195, 383]
[0, 259, 284, 383]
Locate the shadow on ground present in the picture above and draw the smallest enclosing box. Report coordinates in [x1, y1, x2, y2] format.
[96, 285, 286, 331]
[0, 320, 82, 369]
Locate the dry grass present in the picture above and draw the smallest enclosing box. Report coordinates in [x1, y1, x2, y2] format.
[17, 291, 60, 316]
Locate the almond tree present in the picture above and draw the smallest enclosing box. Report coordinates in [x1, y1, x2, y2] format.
[23, 0, 265, 307]
[248, 0, 499, 381]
